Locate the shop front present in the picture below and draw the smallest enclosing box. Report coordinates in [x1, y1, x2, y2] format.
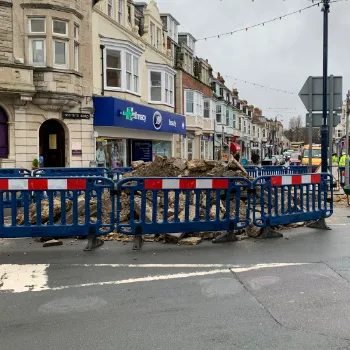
[93, 97, 186, 167]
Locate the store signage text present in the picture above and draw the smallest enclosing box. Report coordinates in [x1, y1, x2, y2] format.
[62, 112, 90, 120]
[122, 107, 146, 122]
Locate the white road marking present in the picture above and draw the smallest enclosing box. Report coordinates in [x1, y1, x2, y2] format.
[73, 263, 306, 269]
[0, 264, 48, 293]
[0, 262, 307, 294]
[50, 269, 231, 291]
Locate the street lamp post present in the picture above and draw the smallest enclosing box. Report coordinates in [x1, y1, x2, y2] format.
[321, 0, 330, 173]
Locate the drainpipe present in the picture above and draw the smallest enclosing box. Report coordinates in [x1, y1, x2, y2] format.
[100, 44, 105, 96]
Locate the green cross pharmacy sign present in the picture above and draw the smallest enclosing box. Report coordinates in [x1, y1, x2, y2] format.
[121, 107, 146, 122]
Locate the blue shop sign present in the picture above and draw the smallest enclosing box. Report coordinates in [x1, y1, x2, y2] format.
[93, 96, 186, 135]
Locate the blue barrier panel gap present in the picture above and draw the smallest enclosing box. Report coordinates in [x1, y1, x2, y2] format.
[110, 167, 133, 181]
[0, 168, 31, 208]
[116, 177, 252, 250]
[0, 176, 115, 251]
[252, 173, 333, 238]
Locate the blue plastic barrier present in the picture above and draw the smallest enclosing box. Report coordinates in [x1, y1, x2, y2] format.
[0, 168, 31, 208]
[33, 167, 108, 177]
[110, 167, 132, 181]
[253, 173, 333, 230]
[286, 166, 308, 174]
[116, 177, 252, 247]
[33, 168, 108, 199]
[244, 166, 260, 178]
[259, 166, 286, 176]
[0, 176, 115, 250]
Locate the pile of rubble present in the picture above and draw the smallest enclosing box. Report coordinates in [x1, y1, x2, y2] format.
[124, 156, 250, 179]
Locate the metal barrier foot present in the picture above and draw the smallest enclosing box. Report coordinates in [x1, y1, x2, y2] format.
[132, 235, 143, 251]
[84, 235, 104, 251]
[259, 227, 283, 239]
[306, 218, 331, 230]
[212, 230, 237, 244]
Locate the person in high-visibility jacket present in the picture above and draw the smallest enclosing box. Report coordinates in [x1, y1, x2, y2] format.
[339, 152, 350, 166]
[332, 153, 338, 164]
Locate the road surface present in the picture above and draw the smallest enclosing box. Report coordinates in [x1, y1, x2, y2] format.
[1, 206, 350, 349]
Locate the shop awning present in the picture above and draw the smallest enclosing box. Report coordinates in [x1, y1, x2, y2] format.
[230, 142, 241, 152]
[93, 96, 186, 135]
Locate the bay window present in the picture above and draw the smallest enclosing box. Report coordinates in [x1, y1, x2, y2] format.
[185, 90, 203, 116]
[106, 50, 122, 88]
[28, 18, 46, 66]
[147, 63, 176, 106]
[53, 20, 68, 68]
[28, 17, 81, 70]
[150, 71, 162, 101]
[103, 40, 142, 94]
[226, 108, 230, 126]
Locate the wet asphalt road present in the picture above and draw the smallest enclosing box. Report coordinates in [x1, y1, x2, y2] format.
[1, 207, 350, 349]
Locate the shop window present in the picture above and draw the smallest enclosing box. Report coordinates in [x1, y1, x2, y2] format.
[147, 64, 175, 106]
[0, 108, 8, 158]
[96, 139, 127, 168]
[152, 141, 172, 159]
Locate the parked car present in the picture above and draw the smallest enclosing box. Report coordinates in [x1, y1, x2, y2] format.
[289, 152, 301, 165]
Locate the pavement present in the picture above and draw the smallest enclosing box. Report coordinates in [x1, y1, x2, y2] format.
[1, 206, 350, 349]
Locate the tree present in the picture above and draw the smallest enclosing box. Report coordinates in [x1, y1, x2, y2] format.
[285, 115, 304, 142]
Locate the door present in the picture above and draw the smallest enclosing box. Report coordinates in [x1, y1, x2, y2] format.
[39, 119, 65, 167]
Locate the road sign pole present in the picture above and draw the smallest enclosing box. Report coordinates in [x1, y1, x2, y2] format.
[321, 0, 330, 174]
[328, 75, 334, 169]
[308, 77, 313, 172]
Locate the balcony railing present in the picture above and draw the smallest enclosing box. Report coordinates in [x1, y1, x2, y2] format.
[186, 115, 204, 129]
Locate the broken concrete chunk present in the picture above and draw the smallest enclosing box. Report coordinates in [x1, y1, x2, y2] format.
[179, 237, 202, 245]
[43, 239, 63, 247]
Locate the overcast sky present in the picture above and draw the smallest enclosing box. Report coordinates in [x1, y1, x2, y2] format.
[156, 0, 350, 127]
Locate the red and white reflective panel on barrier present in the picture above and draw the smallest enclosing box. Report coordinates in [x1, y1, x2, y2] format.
[144, 178, 229, 190]
[271, 174, 321, 186]
[0, 179, 86, 191]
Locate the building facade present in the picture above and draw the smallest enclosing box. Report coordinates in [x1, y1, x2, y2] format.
[0, 0, 95, 169]
[91, 0, 185, 167]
